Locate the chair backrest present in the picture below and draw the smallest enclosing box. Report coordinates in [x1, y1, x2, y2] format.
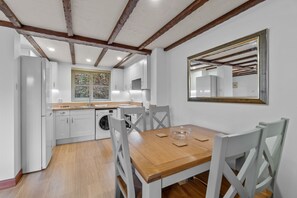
[108, 116, 135, 198]
[149, 105, 171, 130]
[120, 106, 146, 133]
[206, 128, 267, 198]
[255, 118, 289, 193]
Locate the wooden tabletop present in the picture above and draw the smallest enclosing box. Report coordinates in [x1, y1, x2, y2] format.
[128, 124, 220, 183]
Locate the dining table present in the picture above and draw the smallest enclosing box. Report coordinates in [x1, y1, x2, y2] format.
[128, 124, 221, 198]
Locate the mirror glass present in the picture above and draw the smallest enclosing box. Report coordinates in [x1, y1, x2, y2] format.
[188, 30, 268, 104]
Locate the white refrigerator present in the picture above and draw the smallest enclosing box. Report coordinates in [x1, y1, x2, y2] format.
[21, 56, 53, 173]
[196, 75, 217, 97]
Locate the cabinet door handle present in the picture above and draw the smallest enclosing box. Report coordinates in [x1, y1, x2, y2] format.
[66, 118, 68, 123]
[72, 118, 74, 123]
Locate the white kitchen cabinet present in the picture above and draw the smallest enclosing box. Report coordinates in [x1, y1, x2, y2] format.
[141, 57, 150, 89]
[111, 69, 124, 91]
[54, 109, 95, 144]
[55, 115, 70, 139]
[124, 67, 132, 91]
[124, 57, 150, 90]
[70, 110, 95, 137]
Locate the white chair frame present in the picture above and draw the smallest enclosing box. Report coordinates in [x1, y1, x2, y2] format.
[149, 105, 171, 130]
[120, 107, 146, 133]
[109, 116, 135, 198]
[206, 128, 267, 198]
[256, 118, 289, 195]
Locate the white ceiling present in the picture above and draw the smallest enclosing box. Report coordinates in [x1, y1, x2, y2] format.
[147, 0, 248, 49]
[72, 0, 128, 41]
[33, 37, 71, 63]
[0, 0, 255, 67]
[75, 44, 102, 66]
[5, 0, 67, 32]
[123, 54, 147, 67]
[100, 49, 129, 67]
[114, 0, 193, 46]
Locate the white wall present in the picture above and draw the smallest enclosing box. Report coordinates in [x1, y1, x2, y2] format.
[233, 74, 258, 97]
[55, 62, 130, 103]
[166, 0, 297, 197]
[150, 48, 169, 105]
[0, 27, 21, 181]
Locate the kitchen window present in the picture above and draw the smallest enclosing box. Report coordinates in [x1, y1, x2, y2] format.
[71, 69, 111, 101]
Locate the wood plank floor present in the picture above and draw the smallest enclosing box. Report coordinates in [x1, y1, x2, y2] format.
[0, 139, 272, 198]
[0, 140, 115, 198]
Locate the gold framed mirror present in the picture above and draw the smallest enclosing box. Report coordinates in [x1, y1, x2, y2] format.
[187, 29, 268, 104]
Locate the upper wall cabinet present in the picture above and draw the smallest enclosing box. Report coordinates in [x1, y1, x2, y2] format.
[124, 57, 150, 90]
[111, 69, 124, 91]
[50, 62, 58, 90]
[187, 30, 268, 104]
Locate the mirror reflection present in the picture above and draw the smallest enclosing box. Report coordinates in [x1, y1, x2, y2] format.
[188, 30, 268, 104]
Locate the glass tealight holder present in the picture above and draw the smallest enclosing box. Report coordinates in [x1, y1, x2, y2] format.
[170, 126, 191, 146]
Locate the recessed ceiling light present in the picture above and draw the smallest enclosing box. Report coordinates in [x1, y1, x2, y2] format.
[117, 57, 122, 61]
[86, 58, 91, 63]
[47, 47, 55, 52]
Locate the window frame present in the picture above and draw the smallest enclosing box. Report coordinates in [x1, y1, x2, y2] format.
[71, 69, 111, 102]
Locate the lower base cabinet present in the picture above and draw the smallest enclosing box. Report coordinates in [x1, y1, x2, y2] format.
[55, 109, 95, 144]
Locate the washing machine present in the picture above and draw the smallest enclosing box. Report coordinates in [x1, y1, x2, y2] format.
[95, 109, 117, 140]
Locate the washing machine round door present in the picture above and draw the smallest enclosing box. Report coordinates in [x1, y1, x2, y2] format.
[99, 115, 110, 130]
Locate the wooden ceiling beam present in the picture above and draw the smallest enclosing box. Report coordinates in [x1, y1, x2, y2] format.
[197, 58, 255, 71]
[69, 43, 75, 64]
[108, 0, 139, 44]
[224, 54, 257, 64]
[62, 0, 73, 36]
[240, 64, 257, 68]
[0, 20, 151, 55]
[0, 0, 48, 59]
[0, 0, 21, 27]
[23, 34, 49, 59]
[210, 47, 257, 61]
[62, 0, 75, 64]
[138, 0, 208, 50]
[234, 59, 257, 66]
[233, 71, 257, 77]
[165, 0, 266, 51]
[95, 0, 139, 67]
[113, 53, 134, 68]
[94, 48, 108, 66]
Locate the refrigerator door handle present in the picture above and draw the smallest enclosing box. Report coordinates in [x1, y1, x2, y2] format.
[72, 118, 74, 123]
[66, 118, 68, 124]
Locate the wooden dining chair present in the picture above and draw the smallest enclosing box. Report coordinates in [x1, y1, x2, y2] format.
[255, 118, 289, 196]
[149, 105, 171, 130]
[109, 116, 140, 198]
[206, 127, 267, 198]
[120, 106, 146, 133]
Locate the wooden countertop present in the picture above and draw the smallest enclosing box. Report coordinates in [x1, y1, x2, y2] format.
[52, 101, 142, 111]
[128, 124, 220, 183]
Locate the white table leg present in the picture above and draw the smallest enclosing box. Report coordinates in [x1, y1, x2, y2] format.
[142, 179, 162, 198]
[135, 170, 162, 198]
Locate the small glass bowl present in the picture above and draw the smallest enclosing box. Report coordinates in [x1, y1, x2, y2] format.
[170, 126, 191, 144]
